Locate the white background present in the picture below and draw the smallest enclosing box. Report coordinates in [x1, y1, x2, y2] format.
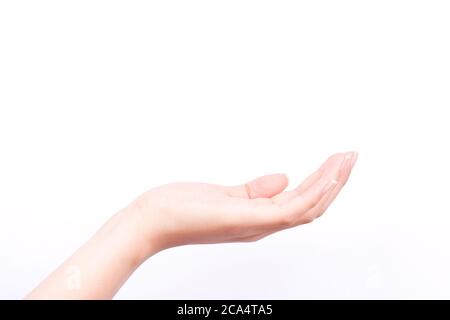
[1, 1, 449, 299]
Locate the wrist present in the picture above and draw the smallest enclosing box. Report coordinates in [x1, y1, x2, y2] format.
[119, 199, 166, 265]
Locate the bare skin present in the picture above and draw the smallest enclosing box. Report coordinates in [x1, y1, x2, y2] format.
[26, 151, 358, 299]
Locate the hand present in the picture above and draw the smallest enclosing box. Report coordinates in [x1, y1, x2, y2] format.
[26, 151, 358, 299]
[132, 151, 358, 256]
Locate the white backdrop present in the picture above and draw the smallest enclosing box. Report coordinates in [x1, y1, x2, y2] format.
[1, 1, 449, 299]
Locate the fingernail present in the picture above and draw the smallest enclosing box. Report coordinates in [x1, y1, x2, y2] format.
[322, 179, 338, 194]
[350, 151, 358, 168]
[340, 152, 352, 169]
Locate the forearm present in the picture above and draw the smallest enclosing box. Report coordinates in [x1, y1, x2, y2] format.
[26, 204, 156, 299]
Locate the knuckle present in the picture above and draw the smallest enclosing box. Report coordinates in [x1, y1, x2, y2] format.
[278, 213, 296, 228]
[303, 215, 315, 224]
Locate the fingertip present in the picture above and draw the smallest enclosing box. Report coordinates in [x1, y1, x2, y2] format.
[262, 173, 289, 189]
[270, 173, 290, 193]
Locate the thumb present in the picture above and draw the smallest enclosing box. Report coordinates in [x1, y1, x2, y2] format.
[228, 174, 289, 199]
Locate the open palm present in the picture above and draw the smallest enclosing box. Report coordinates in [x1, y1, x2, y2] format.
[134, 152, 357, 251]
